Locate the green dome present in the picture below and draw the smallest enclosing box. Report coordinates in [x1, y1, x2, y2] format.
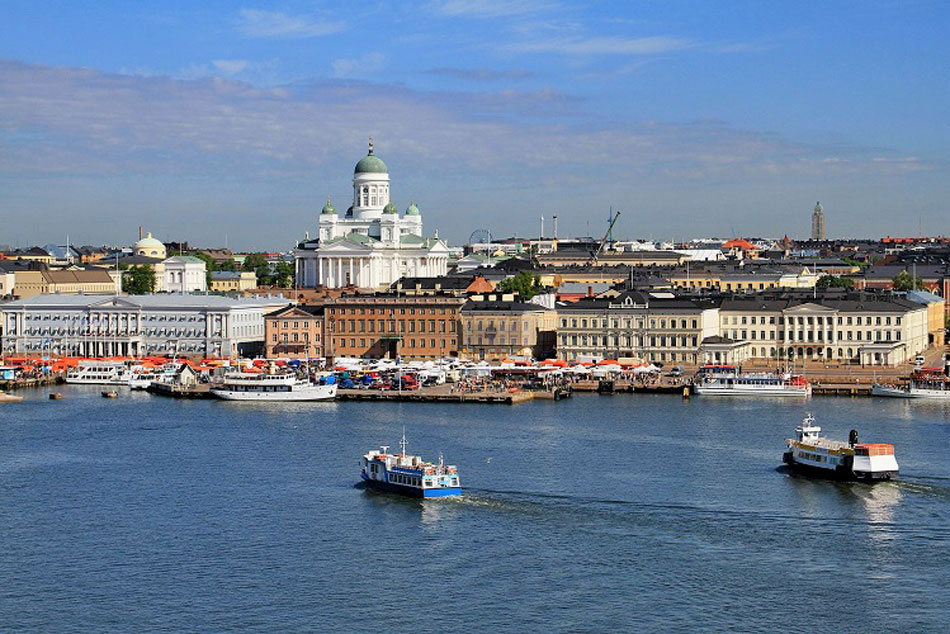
[405, 203, 420, 216]
[383, 202, 398, 214]
[321, 197, 336, 215]
[354, 148, 388, 174]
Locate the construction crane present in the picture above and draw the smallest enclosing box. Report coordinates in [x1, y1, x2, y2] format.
[587, 211, 621, 266]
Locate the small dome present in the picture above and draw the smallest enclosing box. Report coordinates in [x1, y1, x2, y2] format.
[405, 203, 420, 216]
[354, 139, 387, 174]
[383, 202, 398, 214]
[321, 197, 336, 215]
[134, 232, 166, 258]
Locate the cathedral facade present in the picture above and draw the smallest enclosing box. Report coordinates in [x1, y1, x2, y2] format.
[294, 141, 450, 289]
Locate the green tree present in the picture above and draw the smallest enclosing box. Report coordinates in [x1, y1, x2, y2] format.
[242, 253, 274, 285]
[122, 265, 156, 294]
[816, 275, 855, 289]
[892, 271, 923, 291]
[273, 261, 294, 288]
[496, 271, 543, 299]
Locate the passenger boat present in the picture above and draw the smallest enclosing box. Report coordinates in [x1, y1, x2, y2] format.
[871, 360, 950, 399]
[65, 361, 133, 385]
[692, 365, 811, 397]
[360, 432, 461, 498]
[128, 364, 177, 390]
[210, 371, 337, 401]
[782, 414, 898, 481]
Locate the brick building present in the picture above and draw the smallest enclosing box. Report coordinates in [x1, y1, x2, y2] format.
[264, 305, 325, 359]
[325, 294, 464, 360]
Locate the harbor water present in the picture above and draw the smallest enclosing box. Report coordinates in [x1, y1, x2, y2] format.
[2, 388, 949, 632]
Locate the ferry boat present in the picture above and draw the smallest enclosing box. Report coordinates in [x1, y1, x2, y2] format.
[65, 361, 133, 385]
[209, 371, 337, 401]
[692, 365, 811, 397]
[783, 414, 898, 481]
[871, 359, 950, 399]
[360, 433, 461, 498]
[128, 364, 177, 390]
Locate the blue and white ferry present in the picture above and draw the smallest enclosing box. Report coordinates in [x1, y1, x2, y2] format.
[360, 433, 462, 498]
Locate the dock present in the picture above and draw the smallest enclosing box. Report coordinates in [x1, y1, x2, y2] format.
[146, 382, 213, 399]
[335, 385, 569, 404]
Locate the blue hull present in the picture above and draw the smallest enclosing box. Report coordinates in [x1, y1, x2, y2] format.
[361, 475, 461, 498]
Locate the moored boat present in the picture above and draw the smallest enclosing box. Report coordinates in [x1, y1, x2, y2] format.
[360, 432, 461, 498]
[782, 414, 898, 481]
[693, 365, 811, 397]
[871, 358, 950, 399]
[66, 361, 134, 386]
[210, 371, 337, 401]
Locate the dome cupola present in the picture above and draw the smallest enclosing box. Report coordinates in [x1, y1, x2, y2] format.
[405, 202, 420, 216]
[383, 201, 398, 214]
[354, 138, 388, 174]
[321, 196, 337, 215]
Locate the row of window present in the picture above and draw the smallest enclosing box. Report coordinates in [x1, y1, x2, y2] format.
[729, 329, 901, 343]
[329, 306, 453, 316]
[272, 333, 322, 343]
[333, 319, 455, 334]
[469, 320, 531, 331]
[560, 334, 698, 348]
[561, 317, 700, 330]
[726, 314, 901, 326]
[337, 338, 457, 349]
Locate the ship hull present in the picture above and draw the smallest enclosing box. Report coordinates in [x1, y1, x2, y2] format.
[694, 386, 810, 397]
[361, 475, 461, 498]
[871, 383, 950, 399]
[211, 384, 337, 401]
[782, 451, 896, 481]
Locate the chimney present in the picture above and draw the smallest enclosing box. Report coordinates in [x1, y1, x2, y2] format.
[139, 226, 143, 240]
[587, 285, 593, 297]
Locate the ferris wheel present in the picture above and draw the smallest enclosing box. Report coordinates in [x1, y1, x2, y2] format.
[469, 229, 492, 245]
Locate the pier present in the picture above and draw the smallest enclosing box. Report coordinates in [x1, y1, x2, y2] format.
[336, 384, 569, 404]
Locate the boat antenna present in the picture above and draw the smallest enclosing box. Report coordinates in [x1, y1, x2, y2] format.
[400, 427, 407, 456]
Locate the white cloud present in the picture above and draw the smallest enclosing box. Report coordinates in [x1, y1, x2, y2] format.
[237, 9, 343, 38]
[432, 0, 557, 18]
[513, 35, 694, 55]
[331, 53, 387, 78]
[212, 59, 249, 75]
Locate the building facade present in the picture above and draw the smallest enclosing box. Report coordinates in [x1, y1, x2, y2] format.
[714, 293, 929, 365]
[264, 305, 325, 359]
[162, 256, 207, 293]
[325, 294, 464, 360]
[461, 300, 557, 361]
[210, 271, 258, 293]
[556, 291, 720, 364]
[294, 141, 450, 290]
[1, 294, 286, 358]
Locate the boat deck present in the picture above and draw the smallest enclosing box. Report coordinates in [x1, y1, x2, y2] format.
[793, 437, 851, 451]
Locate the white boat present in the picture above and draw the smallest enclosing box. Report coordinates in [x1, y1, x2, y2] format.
[128, 364, 178, 390]
[360, 431, 462, 498]
[692, 365, 811, 397]
[783, 414, 899, 481]
[210, 371, 337, 401]
[871, 361, 950, 399]
[65, 361, 133, 385]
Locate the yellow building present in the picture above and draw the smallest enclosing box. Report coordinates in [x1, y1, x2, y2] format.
[461, 300, 558, 361]
[209, 271, 258, 293]
[13, 268, 118, 299]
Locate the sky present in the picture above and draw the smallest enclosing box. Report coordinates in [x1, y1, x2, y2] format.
[1, 1, 948, 250]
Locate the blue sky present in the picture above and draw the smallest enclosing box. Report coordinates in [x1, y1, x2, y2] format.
[1, 1, 947, 249]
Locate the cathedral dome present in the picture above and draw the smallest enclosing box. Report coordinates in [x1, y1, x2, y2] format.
[321, 197, 337, 215]
[383, 202, 398, 214]
[405, 203, 420, 216]
[354, 139, 388, 174]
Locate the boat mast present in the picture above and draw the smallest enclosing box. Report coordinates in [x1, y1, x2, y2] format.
[400, 427, 407, 456]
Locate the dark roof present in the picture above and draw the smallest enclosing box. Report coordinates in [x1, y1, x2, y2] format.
[264, 304, 324, 318]
[462, 300, 547, 313]
[392, 276, 473, 290]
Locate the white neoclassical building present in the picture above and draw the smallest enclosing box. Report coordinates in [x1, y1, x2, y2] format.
[294, 140, 450, 289]
[162, 256, 207, 293]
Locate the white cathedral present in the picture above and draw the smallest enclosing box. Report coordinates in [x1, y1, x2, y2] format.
[294, 140, 450, 289]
